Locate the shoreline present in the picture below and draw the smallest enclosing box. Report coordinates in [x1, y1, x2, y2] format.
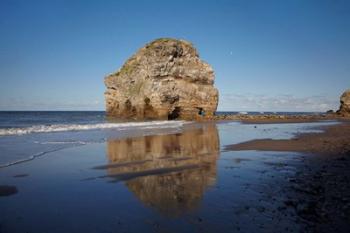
[224, 121, 350, 155]
[1, 115, 349, 232]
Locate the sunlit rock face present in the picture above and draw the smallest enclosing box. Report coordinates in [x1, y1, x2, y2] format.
[337, 89, 350, 116]
[104, 38, 219, 120]
[105, 124, 220, 216]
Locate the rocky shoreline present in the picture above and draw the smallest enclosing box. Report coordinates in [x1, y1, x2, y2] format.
[205, 112, 346, 124]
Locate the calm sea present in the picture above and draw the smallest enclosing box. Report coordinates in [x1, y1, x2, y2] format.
[0, 111, 325, 168]
[0, 111, 322, 130]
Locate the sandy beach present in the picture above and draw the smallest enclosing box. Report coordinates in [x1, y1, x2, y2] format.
[225, 121, 350, 232]
[225, 120, 350, 154]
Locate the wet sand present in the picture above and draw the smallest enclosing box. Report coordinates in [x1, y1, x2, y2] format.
[225, 121, 350, 232]
[0, 185, 18, 196]
[225, 121, 350, 154]
[12, 174, 29, 178]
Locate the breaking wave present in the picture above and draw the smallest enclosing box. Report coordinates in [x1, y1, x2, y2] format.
[0, 121, 186, 136]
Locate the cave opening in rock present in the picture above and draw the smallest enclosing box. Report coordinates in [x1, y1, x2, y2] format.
[168, 107, 181, 120]
[197, 107, 205, 116]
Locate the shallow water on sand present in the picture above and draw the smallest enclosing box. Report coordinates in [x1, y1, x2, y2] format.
[0, 120, 337, 233]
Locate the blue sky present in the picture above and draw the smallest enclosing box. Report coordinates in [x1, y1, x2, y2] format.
[0, 0, 349, 111]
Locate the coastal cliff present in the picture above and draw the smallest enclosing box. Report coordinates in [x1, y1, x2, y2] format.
[104, 38, 218, 120]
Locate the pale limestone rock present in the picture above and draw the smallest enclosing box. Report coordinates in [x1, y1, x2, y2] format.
[104, 38, 218, 120]
[337, 89, 350, 116]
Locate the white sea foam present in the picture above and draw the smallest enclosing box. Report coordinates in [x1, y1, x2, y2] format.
[0, 121, 186, 136]
[34, 141, 89, 145]
[0, 147, 66, 168]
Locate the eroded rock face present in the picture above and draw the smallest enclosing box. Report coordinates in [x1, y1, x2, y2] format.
[337, 89, 350, 116]
[104, 38, 218, 120]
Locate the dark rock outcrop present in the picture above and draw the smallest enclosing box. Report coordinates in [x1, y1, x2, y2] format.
[104, 38, 218, 120]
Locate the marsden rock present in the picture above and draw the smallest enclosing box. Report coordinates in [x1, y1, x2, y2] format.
[104, 38, 219, 120]
[337, 89, 350, 116]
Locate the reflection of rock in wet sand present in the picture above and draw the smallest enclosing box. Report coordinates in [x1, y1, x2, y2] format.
[105, 123, 220, 216]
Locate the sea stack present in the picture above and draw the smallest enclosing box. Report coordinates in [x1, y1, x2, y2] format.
[337, 89, 350, 116]
[104, 38, 219, 120]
